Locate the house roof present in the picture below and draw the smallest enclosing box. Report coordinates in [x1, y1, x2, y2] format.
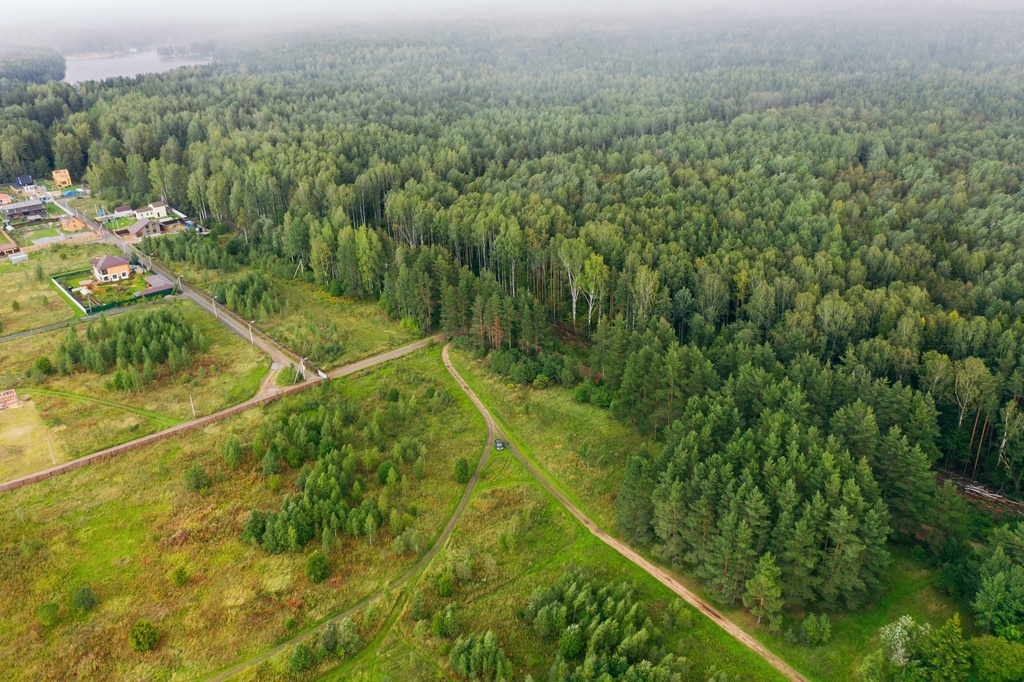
[14, 175, 33, 187]
[151, 201, 167, 208]
[0, 194, 11, 200]
[114, 205, 133, 213]
[137, 274, 173, 297]
[92, 254, 130, 271]
[127, 218, 159, 235]
[1, 199, 44, 213]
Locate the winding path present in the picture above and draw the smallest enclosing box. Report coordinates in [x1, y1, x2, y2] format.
[441, 345, 809, 682]
[203, 343, 493, 682]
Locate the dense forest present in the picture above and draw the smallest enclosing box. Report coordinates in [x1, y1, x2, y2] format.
[7, 10, 1024, 673]
[0, 48, 65, 91]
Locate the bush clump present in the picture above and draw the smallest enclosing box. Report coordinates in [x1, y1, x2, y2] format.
[306, 550, 330, 583]
[129, 620, 159, 652]
[453, 457, 470, 484]
[72, 586, 97, 612]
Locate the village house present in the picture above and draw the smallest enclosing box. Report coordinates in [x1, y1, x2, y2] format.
[11, 175, 36, 195]
[110, 205, 134, 220]
[0, 193, 12, 205]
[1, 199, 46, 221]
[127, 218, 163, 239]
[51, 169, 72, 189]
[59, 214, 90, 232]
[134, 201, 168, 220]
[91, 254, 132, 282]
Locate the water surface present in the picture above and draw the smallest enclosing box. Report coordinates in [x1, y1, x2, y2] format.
[64, 50, 210, 84]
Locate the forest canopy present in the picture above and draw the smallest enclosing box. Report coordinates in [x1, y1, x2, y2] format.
[7, 11, 1024, 650]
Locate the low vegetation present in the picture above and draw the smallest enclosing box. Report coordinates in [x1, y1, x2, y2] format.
[0, 347, 481, 680]
[0, 244, 119, 335]
[0, 300, 267, 478]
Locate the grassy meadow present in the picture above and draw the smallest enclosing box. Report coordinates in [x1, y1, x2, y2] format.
[0, 299, 269, 479]
[0, 401, 64, 480]
[0, 243, 123, 335]
[174, 262, 417, 370]
[323, 448, 789, 682]
[0, 346, 484, 681]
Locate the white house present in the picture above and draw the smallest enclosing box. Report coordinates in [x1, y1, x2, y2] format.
[134, 201, 168, 220]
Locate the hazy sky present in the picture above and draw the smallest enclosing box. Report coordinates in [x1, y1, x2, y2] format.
[23, 0, 1018, 54]
[35, 0, 1004, 22]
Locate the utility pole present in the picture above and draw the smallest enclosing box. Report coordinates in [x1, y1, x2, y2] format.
[300, 357, 306, 381]
[189, 394, 196, 418]
[248, 320, 254, 344]
[46, 439, 56, 465]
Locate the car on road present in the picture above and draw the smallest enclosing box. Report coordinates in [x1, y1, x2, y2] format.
[495, 439, 505, 451]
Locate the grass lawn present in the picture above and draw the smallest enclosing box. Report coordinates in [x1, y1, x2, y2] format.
[325, 448, 788, 682]
[15, 227, 61, 247]
[104, 216, 136, 231]
[0, 243, 123, 334]
[445, 347, 975, 682]
[0, 346, 484, 681]
[448, 346, 645, 529]
[0, 400, 63, 481]
[45, 203, 65, 217]
[0, 299, 270, 476]
[179, 264, 418, 370]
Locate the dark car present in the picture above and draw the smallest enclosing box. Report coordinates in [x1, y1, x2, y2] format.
[495, 439, 505, 451]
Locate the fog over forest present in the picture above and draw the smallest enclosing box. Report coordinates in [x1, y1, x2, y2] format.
[10, 0, 1024, 55]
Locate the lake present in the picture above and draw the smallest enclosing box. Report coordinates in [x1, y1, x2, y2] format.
[64, 50, 211, 84]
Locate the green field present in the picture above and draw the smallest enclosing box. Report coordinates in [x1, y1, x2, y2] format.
[313, 438, 789, 681]
[178, 263, 418, 370]
[445, 348, 975, 682]
[0, 299, 269, 478]
[0, 243, 123, 334]
[0, 347, 483, 681]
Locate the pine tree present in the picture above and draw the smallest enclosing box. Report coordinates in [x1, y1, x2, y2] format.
[926, 614, 970, 682]
[743, 552, 784, 627]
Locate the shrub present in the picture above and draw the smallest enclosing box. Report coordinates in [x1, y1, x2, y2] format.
[435, 569, 455, 598]
[377, 460, 397, 485]
[289, 642, 314, 672]
[170, 566, 188, 587]
[72, 586, 97, 612]
[533, 373, 551, 389]
[591, 385, 614, 408]
[431, 603, 460, 638]
[573, 381, 592, 404]
[320, 621, 339, 653]
[799, 613, 832, 646]
[306, 550, 330, 583]
[33, 356, 54, 376]
[223, 435, 243, 469]
[129, 620, 159, 652]
[184, 463, 210, 493]
[38, 603, 59, 626]
[453, 457, 470, 484]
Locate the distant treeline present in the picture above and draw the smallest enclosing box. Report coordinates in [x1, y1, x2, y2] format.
[0, 48, 65, 88]
[156, 43, 215, 59]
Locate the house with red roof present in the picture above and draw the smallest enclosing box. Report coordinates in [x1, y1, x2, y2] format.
[91, 254, 131, 282]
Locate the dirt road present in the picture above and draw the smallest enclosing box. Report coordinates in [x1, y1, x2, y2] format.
[0, 337, 443, 494]
[441, 344, 809, 682]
